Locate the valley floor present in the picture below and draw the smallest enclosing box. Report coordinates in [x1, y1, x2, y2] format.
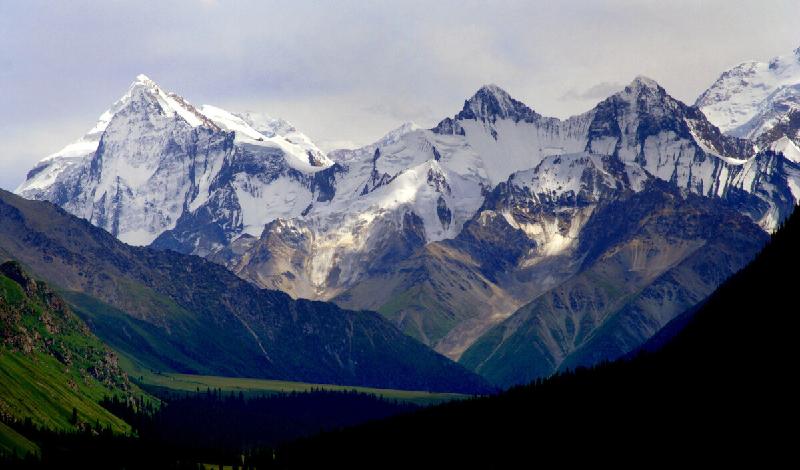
[122, 355, 466, 406]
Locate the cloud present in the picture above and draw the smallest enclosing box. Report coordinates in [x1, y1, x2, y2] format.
[318, 140, 361, 153]
[560, 82, 625, 102]
[363, 102, 435, 122]
[0, 120, 90, 192]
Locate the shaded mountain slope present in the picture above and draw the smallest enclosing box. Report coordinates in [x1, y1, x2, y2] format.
[0, 189, 490, 393]
[459, 181, 768, 386]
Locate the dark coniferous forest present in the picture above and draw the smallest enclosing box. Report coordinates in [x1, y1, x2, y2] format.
[1, 389, 416, 468]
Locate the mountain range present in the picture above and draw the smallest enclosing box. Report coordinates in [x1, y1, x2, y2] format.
[14, 45, 800, 387]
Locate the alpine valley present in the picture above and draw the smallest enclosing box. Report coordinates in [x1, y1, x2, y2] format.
[13, 45, 800, 391]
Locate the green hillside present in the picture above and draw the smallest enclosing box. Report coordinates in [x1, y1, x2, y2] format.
[0, 261, 135, 435]
[0, 421, 38, 458]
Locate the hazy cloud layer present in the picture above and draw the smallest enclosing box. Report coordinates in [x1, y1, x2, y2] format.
[560, 82, 626, 102]
[1, 0, 798, 189]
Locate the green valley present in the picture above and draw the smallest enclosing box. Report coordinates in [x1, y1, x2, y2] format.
[122, 356, 466, 406]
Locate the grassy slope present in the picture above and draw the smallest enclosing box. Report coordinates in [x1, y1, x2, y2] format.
[0, 266, 134, 434]
[377, 287, 457, 345]
[62, 291, 208, 374]
[0, 421, 39, 458]
[0, 352, 129, 433]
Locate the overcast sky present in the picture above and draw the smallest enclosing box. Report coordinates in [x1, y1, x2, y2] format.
[1, 0, 798, 190]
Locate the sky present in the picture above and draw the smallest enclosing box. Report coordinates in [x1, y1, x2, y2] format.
[1, 0, 799, 190]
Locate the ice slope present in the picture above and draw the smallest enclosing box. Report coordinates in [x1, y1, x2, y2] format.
[731, 84, 800, 141]
[200, 105, 333, 171]
[771, 136, 800, 164]
[697, 47, 800, 135]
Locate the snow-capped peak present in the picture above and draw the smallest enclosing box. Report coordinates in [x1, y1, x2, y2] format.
[697, 46, 800, 134]
[456, 84, 540, 123]
[234, 111, 295, 138]
[599, 75, 680, 120]
[133, 73, 156, 87]
[377, 121, 422, 146]
[15, 73, 185, 194]
[614, 76, 668, 103]
[229, 110, 332, 169]
[15, 72, 339, 249]
[474, 83, 513, 102]
[628, 75, 661, 91]
[125, 74, 216, 129]
[123, 75, 332, 170]
[327, 121, 423, 165]
[18, 73, 335, 195]
[729, 83, 800, 141]
[199, 104, 265, 139]
[394, 121, 422, 134]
